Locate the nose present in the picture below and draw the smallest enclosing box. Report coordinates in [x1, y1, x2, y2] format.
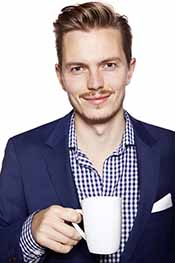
[87, 69, 104, 91]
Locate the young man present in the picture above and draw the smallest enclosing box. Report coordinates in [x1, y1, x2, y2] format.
[0, 2, 175, 263]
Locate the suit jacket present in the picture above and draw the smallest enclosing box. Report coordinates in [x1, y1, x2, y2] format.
[0, 111, 175, 263]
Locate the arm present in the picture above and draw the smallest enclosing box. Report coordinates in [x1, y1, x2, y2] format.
[0, 139, 82, 262]
[19, 205, 83, 262]
[0, 139, 26, 261]
[0, 139, 46, 262]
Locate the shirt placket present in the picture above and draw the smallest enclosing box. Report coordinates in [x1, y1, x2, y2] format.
[76, 150, 103, 198]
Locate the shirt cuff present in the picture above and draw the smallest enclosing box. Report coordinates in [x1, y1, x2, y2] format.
[20, 211, 46, 262]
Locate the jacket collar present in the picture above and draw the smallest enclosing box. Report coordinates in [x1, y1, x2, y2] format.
[45, 111, 158, 149]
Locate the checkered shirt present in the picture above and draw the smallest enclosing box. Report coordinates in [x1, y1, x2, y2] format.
[20, 110, 140, 263]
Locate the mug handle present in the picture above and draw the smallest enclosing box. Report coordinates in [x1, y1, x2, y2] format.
[72, 209, 86, 240]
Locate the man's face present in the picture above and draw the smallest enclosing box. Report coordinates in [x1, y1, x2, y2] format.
[56, 28, 135, 124]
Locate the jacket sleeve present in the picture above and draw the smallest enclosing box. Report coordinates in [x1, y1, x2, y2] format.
[0, 138, 27, 261]
[0, 138, 47, 262]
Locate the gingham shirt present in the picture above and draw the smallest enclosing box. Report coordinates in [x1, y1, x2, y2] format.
[20, 110, 140, 263]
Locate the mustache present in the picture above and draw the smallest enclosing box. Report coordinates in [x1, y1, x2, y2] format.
[79, 89, 114, 99]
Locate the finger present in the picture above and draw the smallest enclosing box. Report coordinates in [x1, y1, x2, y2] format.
[51, 220, 82, 241]
[75, 209, 83, 216]
[43, 226, 79, 246]
[41, 237, 73, 254]
[52, 206, 82, 223]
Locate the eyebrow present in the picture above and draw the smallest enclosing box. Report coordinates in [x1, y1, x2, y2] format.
[100, 57, 122, 64]
[65, 57, 122, 68]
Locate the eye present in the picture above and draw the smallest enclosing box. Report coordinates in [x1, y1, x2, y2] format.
[103, 62, 117, 70]
[70, 66, 84, 73]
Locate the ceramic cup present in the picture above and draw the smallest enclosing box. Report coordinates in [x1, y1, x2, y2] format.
[73, 196, 122, 254]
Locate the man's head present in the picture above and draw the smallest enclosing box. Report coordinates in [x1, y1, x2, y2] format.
[53, 1, 132, 68]
[53, 2, 136, 124]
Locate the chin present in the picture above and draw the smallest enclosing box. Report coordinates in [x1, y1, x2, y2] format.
[75, 108, 122, 125]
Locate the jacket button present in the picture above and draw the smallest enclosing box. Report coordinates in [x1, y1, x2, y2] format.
[8, 256, 16, 262]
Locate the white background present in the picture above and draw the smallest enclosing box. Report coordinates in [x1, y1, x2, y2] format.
[0, 0, 175, 167]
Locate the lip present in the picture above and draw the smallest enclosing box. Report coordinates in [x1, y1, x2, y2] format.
[82, 94, 111, 105]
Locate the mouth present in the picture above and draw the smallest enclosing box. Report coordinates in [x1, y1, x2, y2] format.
[82, 94, 111, 105]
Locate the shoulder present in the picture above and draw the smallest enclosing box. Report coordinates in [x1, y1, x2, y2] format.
[135, 117, 174, 135]
[125, 111, 174, 137]
[129, 114, 175, 144]
[8, 111, 73, 148]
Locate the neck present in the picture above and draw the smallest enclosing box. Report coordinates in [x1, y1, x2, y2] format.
[75, 109, 125, 155]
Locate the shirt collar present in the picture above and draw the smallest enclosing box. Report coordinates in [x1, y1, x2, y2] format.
[68, 110, 135, 153]
[123, 110, 135, 146]
[69, 112, 77, 149]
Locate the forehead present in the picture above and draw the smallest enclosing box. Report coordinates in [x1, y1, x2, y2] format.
[62, 28, 125, 63]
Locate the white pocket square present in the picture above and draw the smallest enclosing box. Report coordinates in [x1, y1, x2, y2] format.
[151, 193, 173, 213]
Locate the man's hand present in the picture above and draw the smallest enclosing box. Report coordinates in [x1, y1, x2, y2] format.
[31, 205, 82, 253]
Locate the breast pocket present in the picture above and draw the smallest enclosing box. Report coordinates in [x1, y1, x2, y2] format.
[135, 207, 175, 259]
[146, 206, 174, 237]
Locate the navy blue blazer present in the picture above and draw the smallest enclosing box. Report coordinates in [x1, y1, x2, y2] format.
[0, 111, 175, 263]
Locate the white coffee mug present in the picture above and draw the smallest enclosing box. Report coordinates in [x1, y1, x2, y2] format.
[73, 196, 122, 254]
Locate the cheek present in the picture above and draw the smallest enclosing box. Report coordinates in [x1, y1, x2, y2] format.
[63, 75, 86, 94]
[104, 72, 128, 90]
[106, 79, 126, 92]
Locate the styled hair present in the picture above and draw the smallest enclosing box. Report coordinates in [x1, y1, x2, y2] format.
[53, 1, 132, 67]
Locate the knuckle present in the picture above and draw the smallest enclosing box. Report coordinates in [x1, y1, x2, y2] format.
[72, 239, 78, 245]
[62, 245, 73, 254]
[41, 215, 49, 226]
[69, 210, 78, 221]
[49, 205, 57, 212]
[66, 238, 77, 246]
[69, 229, 76, 239]
[63, 236, 70, 245]
[67, 208, 76, 217]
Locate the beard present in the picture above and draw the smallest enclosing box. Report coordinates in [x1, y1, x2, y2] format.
[67, 90, 125, 125]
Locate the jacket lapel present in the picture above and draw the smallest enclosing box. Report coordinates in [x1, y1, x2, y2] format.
[42, 111, 80, 209]
[42, 111, 161, 262]
[121, 116, 160, 262]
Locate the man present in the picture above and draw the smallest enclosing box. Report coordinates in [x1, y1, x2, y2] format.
[0, 1, 175, 263]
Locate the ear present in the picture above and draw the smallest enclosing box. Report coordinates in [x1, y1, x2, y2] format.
[126, 58, 136, 85]
[55, 63, 65, 88]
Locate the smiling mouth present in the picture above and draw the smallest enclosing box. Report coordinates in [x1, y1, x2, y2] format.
[82, 94, 111, 105]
